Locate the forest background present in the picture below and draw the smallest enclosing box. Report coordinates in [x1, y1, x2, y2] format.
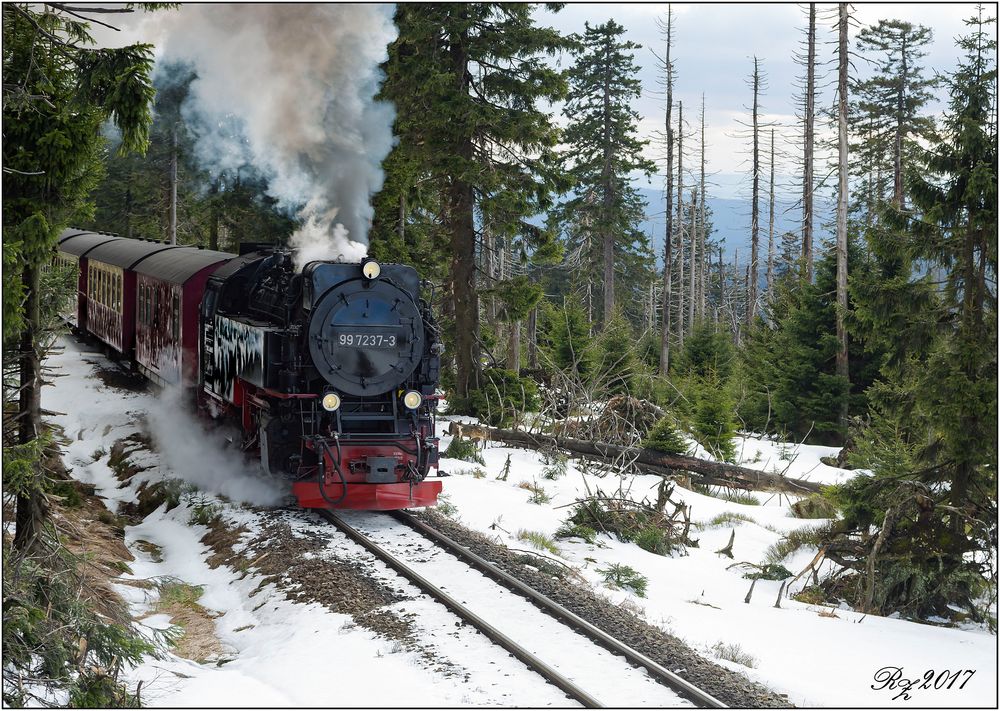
[2, 3, 996, 705]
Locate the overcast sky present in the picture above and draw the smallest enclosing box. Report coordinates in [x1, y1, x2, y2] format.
[537, 3, 983, 199]
[92, 2, 984, 204]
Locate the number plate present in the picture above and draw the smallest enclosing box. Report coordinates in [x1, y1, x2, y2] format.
[330, 328, 401, 350]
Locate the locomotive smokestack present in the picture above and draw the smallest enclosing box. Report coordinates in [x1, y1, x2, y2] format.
[135, 5, 397, 268]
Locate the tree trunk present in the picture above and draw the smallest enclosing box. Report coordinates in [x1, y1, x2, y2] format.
[748, 58, 760, 323]
[835, 3, 850, 429]
[894, 33, 907, 209]
[449, 26, 480, 400]
[13, 263, 47, 554]
[802, 3, 816, 282]
[483, 222, 496, 325]
[484, 426, 823, 494]
[601, 55, 615, 326]
[527, 306, 538, 370]
[677, 101, 685, 345]
[767, 128, 776, 298]
[698, 95, 707, 321]
[688, 192, 697, 329]
[170, 123, 178, 245]
[658, 9, 674, 373]
[507, 320, 521, 374]
[451, 178, 480, 400]
[208, 177, 220, 251]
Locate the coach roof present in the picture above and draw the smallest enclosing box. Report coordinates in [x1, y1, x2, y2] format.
[57, 230, 123, 257]
[85, 239, 184, 270]
[133, 246, 233, 285]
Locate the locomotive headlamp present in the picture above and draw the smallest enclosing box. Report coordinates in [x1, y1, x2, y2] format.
[361, 260, 381, 280]
[321, 392, 341, 412]
[402, 390, 422, 410]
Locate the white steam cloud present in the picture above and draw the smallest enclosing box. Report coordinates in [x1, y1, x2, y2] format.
[151, 4, 397, 269]
[146, 386, 288, 506]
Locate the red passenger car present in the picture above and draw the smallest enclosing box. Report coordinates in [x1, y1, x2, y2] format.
[133, 248, 231, 387]
[76, 239, 182, 356]
[57, 230, 122, 332]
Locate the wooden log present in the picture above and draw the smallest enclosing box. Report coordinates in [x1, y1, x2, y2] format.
[483, 426, 822, 495]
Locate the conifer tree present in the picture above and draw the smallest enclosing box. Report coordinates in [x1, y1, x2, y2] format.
[852, 8, 997, 569]
[3, 3, 156, 552]
[379, 4, 570, 401]
[854, 19, 936, 210]
[555, 19, 655, 328]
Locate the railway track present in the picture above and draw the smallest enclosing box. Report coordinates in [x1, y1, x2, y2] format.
[317, 509, 726, 709]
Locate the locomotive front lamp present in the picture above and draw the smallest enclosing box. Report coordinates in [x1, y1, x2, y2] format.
[403, 390, 422, 410]
[322, 392, 341, 411]
[362, 259, 381, 280]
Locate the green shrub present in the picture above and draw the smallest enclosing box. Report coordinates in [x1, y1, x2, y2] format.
[434, 493, 458, 518]
[743, 563, 793, 580]
[597, 563, 648, 597]
[50, 479, 83, 508]
[643, 417, 688, 455]
[555, 523, 597, 544]
[443, 437, 485, 465]
[183, 491, 221, 526]
[540, 453, 568, 480]
[565, 499, 687, 552]
[3, 541, 153, 708]
[790, 492, 839, 519]
[635, 526, 675, 556]
[516, 529, 560, 556]
[467, 368, 540, 427]
[792, 586, 828, 605]
[763, 524, 832, 564]
[705, 512, 757, 528]
[518, 480, 551, 505]
[691, 379, 737, 462]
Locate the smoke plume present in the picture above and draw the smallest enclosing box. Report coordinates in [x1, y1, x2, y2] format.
[147, 386, 288, 506]
[152, 4, 397, 267]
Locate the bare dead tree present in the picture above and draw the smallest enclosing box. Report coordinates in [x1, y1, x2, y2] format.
[688, 189, 697, 330]
[803, 3, 817, 282]
[654, 7, 675, 373]
[676, 99, 686, 344]
[766, 127, 776, 298]
[698, 94, 708, 321]
[747, 58, 762, 324]
[835, 2, 850, 427]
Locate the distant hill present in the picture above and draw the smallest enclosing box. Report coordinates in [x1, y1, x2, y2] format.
[634, 187, 835, 266]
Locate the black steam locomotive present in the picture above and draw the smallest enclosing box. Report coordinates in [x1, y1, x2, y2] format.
[57, 229, 444, 510]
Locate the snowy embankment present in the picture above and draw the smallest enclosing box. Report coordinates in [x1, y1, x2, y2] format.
[44, 335, 996, 707]
[435, 421, 997, 708]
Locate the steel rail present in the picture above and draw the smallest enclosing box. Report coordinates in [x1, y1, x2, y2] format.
[316, 510, 604, 708]
[393, 510, 727, 709]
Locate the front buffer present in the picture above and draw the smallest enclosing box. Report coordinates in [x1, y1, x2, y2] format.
[291, 438, 442, 511]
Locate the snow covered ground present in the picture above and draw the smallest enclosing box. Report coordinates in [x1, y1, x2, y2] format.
[42, 336, 997, 707]
[436, 420, 998, 708]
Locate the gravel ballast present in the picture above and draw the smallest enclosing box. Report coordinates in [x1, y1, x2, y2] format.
[412, 509, 794, 708]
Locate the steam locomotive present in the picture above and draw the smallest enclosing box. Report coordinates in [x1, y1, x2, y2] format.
[57, 229, 443, 510]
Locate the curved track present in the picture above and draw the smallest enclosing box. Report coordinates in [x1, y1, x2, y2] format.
[317, 509, 726, 709]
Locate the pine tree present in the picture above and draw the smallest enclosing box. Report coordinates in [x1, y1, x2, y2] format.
[3, 3, 156, 552]
[555, 20, 656, 329]
[379, 4, 570, 401]
[854, 19, 936, 211]
[737, 244, 880, 443]
[852, 8, 997, 569]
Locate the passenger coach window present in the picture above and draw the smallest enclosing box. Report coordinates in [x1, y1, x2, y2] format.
[171, 293, 180, 340]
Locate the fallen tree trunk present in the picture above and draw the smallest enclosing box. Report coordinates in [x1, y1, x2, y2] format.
[482, 427, 822, 495]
